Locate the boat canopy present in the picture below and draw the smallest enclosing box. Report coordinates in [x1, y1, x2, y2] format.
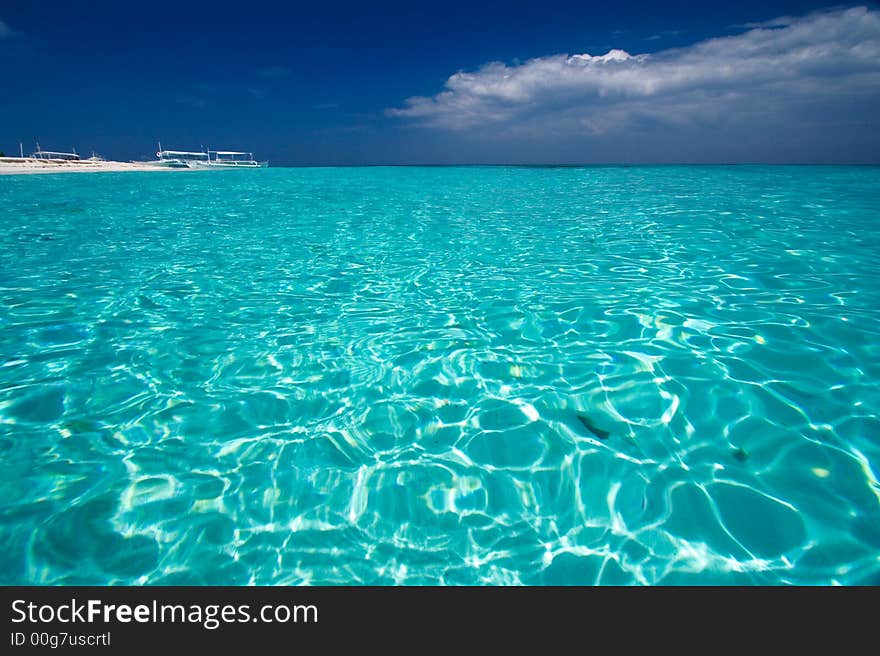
[159, 150, 208, 157]
[212, 151, 250, 155]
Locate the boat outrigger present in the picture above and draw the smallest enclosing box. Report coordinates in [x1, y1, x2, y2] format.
[194, 150, 268, 168]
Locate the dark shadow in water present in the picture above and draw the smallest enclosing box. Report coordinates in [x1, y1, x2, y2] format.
[576, 414, 610, 440]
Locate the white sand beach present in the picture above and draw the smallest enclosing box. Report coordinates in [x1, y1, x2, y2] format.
[0, 157, 183, 175]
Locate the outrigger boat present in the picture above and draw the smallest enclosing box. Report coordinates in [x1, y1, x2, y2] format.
[154, 143, 267, 169]
[31, 143, 80, 161]
[154, 143, 210, 168]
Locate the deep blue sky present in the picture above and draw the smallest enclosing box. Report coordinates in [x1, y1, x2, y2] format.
[1, 1, 876, 164]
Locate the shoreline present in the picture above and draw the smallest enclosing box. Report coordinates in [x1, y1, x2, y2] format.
[0, 158, 184, 175]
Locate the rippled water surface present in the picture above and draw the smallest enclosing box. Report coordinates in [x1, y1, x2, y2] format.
[1, 166, 879, 585]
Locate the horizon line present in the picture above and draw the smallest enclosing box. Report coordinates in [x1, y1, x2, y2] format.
[250, 162, 880, 168]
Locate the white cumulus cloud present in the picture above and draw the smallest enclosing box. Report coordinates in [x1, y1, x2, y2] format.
[388, 6, 880, 140]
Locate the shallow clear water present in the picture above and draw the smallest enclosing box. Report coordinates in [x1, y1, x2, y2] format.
[1, 166, 879, 585]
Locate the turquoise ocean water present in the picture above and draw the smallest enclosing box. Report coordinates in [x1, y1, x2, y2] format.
[1, 166, 879, 585]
